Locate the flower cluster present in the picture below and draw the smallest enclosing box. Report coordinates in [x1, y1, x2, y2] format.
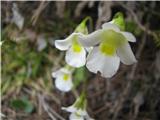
[52, 17, 90, 92]
[52, 12, 137, 120]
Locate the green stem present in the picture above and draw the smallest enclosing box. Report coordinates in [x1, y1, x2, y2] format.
[82, 16, 93, 32]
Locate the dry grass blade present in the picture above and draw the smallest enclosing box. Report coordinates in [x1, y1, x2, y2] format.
[96, 1, 112, 29]
[39, 93, 65, 120]
[31, 1, 49, 26]
[56, 1, 66, 18]
[74, 1, 89, 18]
[120, 2, 160, 46]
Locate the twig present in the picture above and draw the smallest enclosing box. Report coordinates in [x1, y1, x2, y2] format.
[39, 93, 65, 120]
[96, 1, 112, 29]
[48, 104, 65, 120]
[72, 89, 79, 98]
[41, 97, 57, 120]
[119, 3, 157, 39]
[88, 89, 105, 98]
[74, 1, 89, 18]
[129, 32, 147, 80]
[56, 1, 66, 18]
[110, 3, 153, 119]
[111, 8, 149, 118]
[112, 28, 147, 120]
[31, 1, 49, 26]
[93, 102, 112, 115]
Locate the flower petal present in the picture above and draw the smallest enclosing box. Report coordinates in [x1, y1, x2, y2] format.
[85, 113, 95, 120]
[62, 106, 77, 113]
[78, 30, 103, 47]
[55, 75, 73, 92]
[117, 42, 137, 65]
[55, 33, 83, 51]
[52, 68, 70, 78]
[120, 32, 136, 42]
[55, 38, 71, 51]
[52, 69, 63, 78]
[69, 113, 84, 120]
[76, 109, 87, 116]
[102, 22, 120, 32]
[65, 47, 86, 67]
[86, 47, 120, 78]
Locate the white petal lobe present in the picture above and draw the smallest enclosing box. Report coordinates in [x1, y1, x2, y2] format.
[117, 43, 137, 65]
[65, 47, 86, 67]
[55, 39, 71, 51]
[121, 32, 136, 42]
[62, 106, 77, 113]
[55, 75, 73, 92]
[86, 47, 120, 78]
[102, 22, 120, 32]
[69, 113, 84, 120]
[52, 68, 70, 78]
[78, 30, 103, 47]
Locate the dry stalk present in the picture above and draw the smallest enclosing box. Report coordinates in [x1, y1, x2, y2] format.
[111, 3, 151, 118]
[74, 1, 89, 18]
[31, 1, 49, 26]
[119, 2, 158, 40]
[96, 1, 112, 29]
[39, 93, 65, 120]
[56, 1, 66, 18]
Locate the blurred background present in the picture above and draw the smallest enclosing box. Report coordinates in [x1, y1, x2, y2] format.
[1, 1, 160, 120]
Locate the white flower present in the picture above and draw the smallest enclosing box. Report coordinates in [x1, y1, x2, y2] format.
[55, 33, 86, 68]
[62, 95, 94, 120]
[52, 67, 73, 92]
[55, 18, 89, 68]
[37, 35, 47, 52]
[79, 22, 137, 78]
[12, 3, 24, 30]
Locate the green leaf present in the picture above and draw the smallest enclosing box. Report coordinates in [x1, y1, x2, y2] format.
[126, 21, 142, 36]
[126, 21, 137, 33]
[10, 97, 34, 113]
[153, 31, 160, 47]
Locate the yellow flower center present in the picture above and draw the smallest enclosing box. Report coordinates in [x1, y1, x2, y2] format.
[72, 35, 82, 53]
[99, 43, 116, 56]
[72, 44, 82, 53]
[63, 74, 69, 81]
[100, 30, 127, 56]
